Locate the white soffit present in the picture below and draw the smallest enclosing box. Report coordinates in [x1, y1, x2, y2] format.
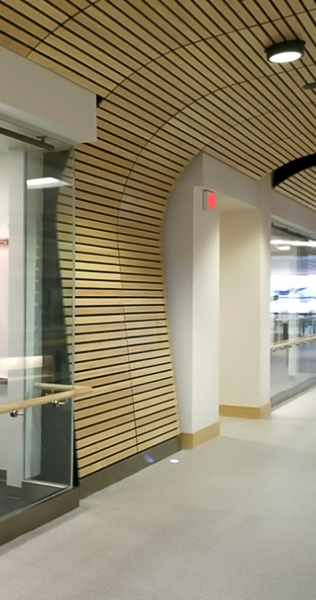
[0, 46, 96, 145]
[202, 153, 260, 210]
[219, 194, 255, 212]
[272, 188, 316, 239]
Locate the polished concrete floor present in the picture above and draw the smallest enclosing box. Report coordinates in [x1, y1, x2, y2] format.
[1, 389, 316, 599]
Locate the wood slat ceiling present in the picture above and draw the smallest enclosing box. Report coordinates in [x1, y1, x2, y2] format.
[2, 0, 316, 479]
[2, 0, 316, 190]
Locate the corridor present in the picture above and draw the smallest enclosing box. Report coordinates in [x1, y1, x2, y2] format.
[1, 390, 316, 600]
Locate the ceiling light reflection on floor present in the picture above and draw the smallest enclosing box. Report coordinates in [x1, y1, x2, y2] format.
[169, 458, 179, 464]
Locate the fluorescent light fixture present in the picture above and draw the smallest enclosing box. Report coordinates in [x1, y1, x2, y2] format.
[266, 40, 305, 64]
[276, 245, 291, 251]
[27, 177, 70, 189]
[270, 239, 316, 247]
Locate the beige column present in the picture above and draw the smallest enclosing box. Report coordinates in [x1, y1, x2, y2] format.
[219, 177, 272, 418]
[163, 155, 220, 449]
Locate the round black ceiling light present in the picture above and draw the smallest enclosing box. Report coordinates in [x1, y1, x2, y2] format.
[265, 40, 305, 64]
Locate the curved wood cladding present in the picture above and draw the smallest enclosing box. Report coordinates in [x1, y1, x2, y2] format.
[2, 0, 316, 477]
[70, 136, 179, 478]
[55, 141, 180, 478]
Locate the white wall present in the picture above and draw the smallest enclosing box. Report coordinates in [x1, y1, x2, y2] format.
[164, 155, 273, 431]
[203, 153, 260, 209]
[163, 155, 201, 432]
[220, 209, 261, 407]
[164, 155, 221, 433]
[0, 46, 96, 144]
[192, 186, 220, 429]
[164, 153, 316, 434]
[219, 178, 271, 409]
[272, 188, 316, 238]
[259, 177, 273, 405]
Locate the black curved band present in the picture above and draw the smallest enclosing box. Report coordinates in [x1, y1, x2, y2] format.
[273, 153, 316, 188]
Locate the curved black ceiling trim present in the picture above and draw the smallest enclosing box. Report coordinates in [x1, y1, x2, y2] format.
[273, 153, 316, 188]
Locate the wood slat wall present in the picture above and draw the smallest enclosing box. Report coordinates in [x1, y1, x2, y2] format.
[72, 139, 180, 478]
[2, 0, 316, 478]
[55, 139, 180, 478]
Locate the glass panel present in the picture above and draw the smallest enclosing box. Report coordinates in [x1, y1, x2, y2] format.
[270, 225, 316, 405]
[0, 126, 74, 518]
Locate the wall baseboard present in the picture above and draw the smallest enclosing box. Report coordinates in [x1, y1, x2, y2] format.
[22, 481, 67, 502]
[6, 485, 21, 499]
[219, 403, 271, 419]
[80, 437, 181, 499]
[271, 377, 316, 407]
[180, 422, 220, 449]
[0, 487, 79, 547]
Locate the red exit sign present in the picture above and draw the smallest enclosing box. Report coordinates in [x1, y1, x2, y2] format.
[203, 189, 216, 210]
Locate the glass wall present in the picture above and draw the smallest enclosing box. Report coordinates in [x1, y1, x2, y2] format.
[270, 224, 316, 405]
[0, 124, 75, 519]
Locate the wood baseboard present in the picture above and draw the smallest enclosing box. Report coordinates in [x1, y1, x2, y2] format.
[219, 403, 271, 419]
[180, 422, 220, 449]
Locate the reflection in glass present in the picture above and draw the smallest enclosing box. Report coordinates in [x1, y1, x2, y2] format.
[0, 129, 74, 519]
[270, 224, 316, 404]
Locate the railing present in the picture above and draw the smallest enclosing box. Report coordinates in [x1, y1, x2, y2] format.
[271, 333, 316, 352]
[34, 383, 78, 392]
[0, 384, 92, 416]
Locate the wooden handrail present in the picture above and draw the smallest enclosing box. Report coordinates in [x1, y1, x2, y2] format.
[34, 383, 76, 392]
[0, 385, 92, 416]
[271, 333, 316, 351]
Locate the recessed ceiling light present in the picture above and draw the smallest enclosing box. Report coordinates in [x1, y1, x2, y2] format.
[27, 177, 70, 189]
[265, 40, 305, 64]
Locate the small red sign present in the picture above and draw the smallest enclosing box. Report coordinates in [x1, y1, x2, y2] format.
[207, 192, 216, 209]
[203, 190, 216, 210]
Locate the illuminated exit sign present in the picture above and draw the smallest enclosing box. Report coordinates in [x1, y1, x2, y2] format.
[203, 189, 216, 210]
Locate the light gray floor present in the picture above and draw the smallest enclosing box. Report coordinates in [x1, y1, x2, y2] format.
[1, 389, 316, 599]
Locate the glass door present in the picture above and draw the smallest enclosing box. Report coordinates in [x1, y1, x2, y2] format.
[0, 124, 75, 516]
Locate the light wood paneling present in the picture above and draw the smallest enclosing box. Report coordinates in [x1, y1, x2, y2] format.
[2, 0, 315, 479]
